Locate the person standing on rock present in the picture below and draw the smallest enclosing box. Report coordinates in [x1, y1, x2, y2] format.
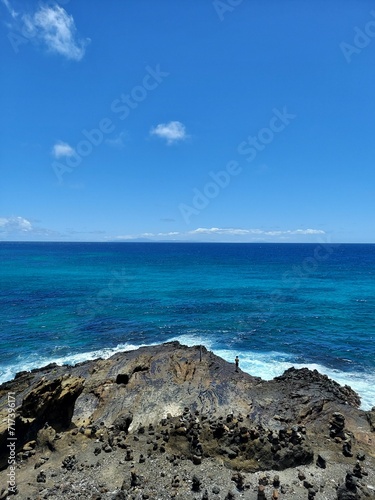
[235, 356, 239, 372]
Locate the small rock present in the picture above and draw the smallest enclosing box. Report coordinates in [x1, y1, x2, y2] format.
[298, 470, 306, 481]
[231, 472, 245, 491]
[23, 440, 37, 451]
[212, 485, 220, 494]
[303, 479, 314, 489]
[202, 489, 209, 500]
[352, 461, 367, 478]
[171, 475, 180, 488]
[257, 485, 266, 499]
[130, 471, 142, 487]
[343, 441, 353, 457]
[337, 472, 358, 499]
[316, 454, 326, 469]
[192, 475, 202, 492]
[36, 470, 46, 483]
[113, 412, 133, 434]
[34, 459, 45, 469]
[258, 474, 269, 486]
[61, 455, 77, 471]
[308, 488, 317, 499]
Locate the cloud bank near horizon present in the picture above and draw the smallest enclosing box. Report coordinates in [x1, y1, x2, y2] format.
[0, 217, 327, 242]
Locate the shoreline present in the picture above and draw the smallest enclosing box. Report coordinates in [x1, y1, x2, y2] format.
[1, 336, 374, 411]
[1, 341, 375, 498]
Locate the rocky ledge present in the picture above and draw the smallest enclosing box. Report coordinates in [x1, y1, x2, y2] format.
[0, 342, 374, 499]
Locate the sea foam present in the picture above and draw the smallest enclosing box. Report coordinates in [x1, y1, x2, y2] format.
[1, 335, 374, 411]
[169, 334, 375, 411]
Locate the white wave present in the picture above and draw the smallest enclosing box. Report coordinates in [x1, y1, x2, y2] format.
[169, 334, 375, 411]
[167, 333, 215, 352]
[1, 335, 374, 411]
[0, 341, 158, 386]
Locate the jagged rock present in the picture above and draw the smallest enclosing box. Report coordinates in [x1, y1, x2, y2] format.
[36, 470, 46, 483]
[231, 472, 245, 490]
[316, 454, 327, 469]
[352, 461, 368, 479]
[259, 474, 269, 486]
[366, 409, 375, 432]
[0, 375, 84, 469]
[343, 441, 353, 457]
[192, 474, 202, 492]
[308, 488, 317, 499]
[257, 484, 266, 499]
[356, 452, 365, 461]
[36, 425, 56, 451]
[337, 472, 360, 499]
[171, 474, 180, 488]
[61, 455, 77, 471]
[130, 471, 142, 487]
[0, 342, 374, 499]
[113, 412, 133, 434]
[202, 488, 209, 500]
[298, 470, 306, 481]
[304, 479, 314, 489]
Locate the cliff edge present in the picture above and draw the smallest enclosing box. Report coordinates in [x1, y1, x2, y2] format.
[0, 342, 374, 499]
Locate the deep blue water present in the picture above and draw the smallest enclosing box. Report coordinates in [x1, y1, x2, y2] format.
[0, 242, 374, 409]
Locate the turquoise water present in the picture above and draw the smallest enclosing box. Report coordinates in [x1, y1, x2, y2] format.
[0, 242, 374, 409]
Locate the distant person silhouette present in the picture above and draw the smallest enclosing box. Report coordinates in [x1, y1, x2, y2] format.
[235, 356, 239, 372]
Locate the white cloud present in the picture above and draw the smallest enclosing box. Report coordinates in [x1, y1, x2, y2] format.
[264, 229, 326, 236]
[189, 227, 325, 237]
[1, 0, 18, 18]
[105, 131, 128, 149]
[0, 216, 61, 240]
[190, 227, 251, 236]
[22, 4, 90, 61]
[112, 227, 326, 242]
[114, 231, 181, 241]
[150, 121, 188, 145]
[52, 141, 75, 159]
[0, 216, 32, 232]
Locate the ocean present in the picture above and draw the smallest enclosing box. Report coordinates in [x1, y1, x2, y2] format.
[0, 242, 374, 410]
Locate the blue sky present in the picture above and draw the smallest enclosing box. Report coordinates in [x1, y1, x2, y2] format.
[1, 0, 374, 243]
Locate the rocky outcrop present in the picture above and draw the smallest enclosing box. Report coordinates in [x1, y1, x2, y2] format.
[0, 342, 374, 499]
[0, 375, 83, 470]
[166, 409, 314, 472]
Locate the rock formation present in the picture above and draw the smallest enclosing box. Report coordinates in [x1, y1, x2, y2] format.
[0, 342, 374, 499]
